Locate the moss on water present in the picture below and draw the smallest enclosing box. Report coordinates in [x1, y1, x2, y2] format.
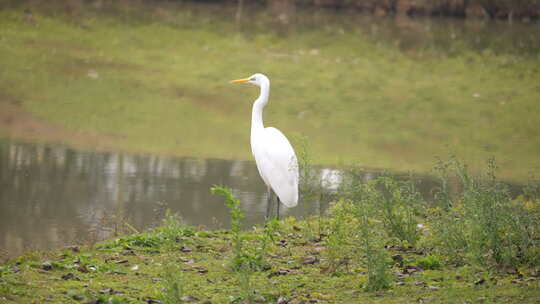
[0, 2, 539, 181]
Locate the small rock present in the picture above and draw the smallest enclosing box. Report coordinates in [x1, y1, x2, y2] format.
[180, 295, 200, 302]
[301, 256, 319, 265]
[131, 265, 139, 271]
[293, 226, 301, 231]
[61, 273, 79, 281]
[87, 70, 99, 79]
[67, 245, 80, 253]
[120, 250, 136, 256]
[428, 285, 439, 291]
[506, 268, 519, 275]
[277, 296, 289, 304]
[392, 254, 403, 263]
[414, 280, 426, 286]
[309, 247, 325, 255]
[144, 297, 162, 304]
[77, 265, 89, 273]
[180, 247, 192, 253]
[395, 281, 406, 286]
[151, 277, 162, 283]
[477, 297, 487, 302]
[180, 258, 195, 264]
[72, 295, 85, 301]
[42, 261, 53, 271]
[268, 268, 295, 278]
[254, 296, 266, 303]
[116, 259, 129, 264]
[404, 265, 423, 274]
[99, 288, 113, 294]
[474, 278, 485, 285]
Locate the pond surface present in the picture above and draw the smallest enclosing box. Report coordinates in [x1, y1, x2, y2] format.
[0, 139, 446, 259]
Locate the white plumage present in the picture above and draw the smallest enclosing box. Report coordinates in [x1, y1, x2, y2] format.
[231, 73, 299, 216]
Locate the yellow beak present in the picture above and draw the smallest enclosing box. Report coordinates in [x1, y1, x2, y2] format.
[230, 77, 251, 84]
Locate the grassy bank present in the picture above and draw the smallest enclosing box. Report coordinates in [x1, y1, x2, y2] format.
[0, 217, 538, 303]
[0, 2, 539, 180]
[1, 160, 539, 303]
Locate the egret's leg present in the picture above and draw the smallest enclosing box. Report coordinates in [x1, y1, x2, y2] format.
[276, 197, 281, 220]
[266, 188, 273, 220]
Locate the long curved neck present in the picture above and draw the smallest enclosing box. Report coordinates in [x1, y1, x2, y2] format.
[251, 81, 269, 133]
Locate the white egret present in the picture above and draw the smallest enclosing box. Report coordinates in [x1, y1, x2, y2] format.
[230, 73, 299, 219]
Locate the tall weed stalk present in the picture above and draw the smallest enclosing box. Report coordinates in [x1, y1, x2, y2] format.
[210, 186, 249, 270]
[351, 183, 393, 291]
[295, 135, 324, 241]
[372, 176, 422, 246]
[432, 157, 540, 267]
[160, 260, 184, 304]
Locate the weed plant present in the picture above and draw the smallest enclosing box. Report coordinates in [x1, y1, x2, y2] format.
[160, 260, 184, 304]
[415, 254, 443, 270]
[324, 202, 353, 274]
[294, 135, 325, 241]
[372, 176, 422, 246]
[158, 210, 191, 242]
[96, 210, 194, 254]
[211, 186, 249, 271]
[324, 196, 393, 289]
[211, 186, 276, 302]
[352, 185, 393, 291]
[431, 157, 540, 267]
[338, 169, 423, 246]
[238, 262, 255, 304]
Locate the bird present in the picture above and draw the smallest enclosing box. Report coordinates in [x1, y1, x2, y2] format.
[230, 73, 299, 219]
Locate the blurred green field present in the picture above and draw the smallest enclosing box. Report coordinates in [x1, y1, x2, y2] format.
[0, 2, 539, 181]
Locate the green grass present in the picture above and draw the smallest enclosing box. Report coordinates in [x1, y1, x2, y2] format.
[0, 2, 539, 181]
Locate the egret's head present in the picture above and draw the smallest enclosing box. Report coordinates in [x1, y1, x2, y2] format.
[230, 73, 269, 87]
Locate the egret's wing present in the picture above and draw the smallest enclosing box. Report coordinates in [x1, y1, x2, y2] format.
[255, 127, 299, 207]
